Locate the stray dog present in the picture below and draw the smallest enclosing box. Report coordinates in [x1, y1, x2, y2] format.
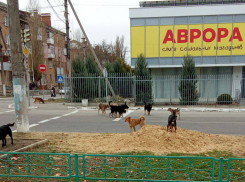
[168, 108, 180, 120]
[144, 102, 152, 115]
[109, 101, 129, 118]
[33, 97, 45, 104]
[0, 123, 14, 147]
[167, 110, 177, 132]
[125, 116, 145, 133]
[98, 103, 109, 115]
[119, 109, 127, 118]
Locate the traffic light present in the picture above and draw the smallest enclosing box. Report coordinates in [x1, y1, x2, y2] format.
[23, 29, 31, 43]
[20, 30, 24, 42]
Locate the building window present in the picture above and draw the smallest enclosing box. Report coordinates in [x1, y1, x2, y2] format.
[49, 60, 52, 68]
[4, 16, 8, 26]
[50, 74, 52, 83]
[6, 35, 10, 45]
[57, 36, 59, 43]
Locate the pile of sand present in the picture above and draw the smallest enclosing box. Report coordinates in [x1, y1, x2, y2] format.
[15, 125, 245, 156]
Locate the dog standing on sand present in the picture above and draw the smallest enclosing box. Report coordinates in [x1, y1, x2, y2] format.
[125, 116, 145, 133]
[167, 110, 177, 132]
[167, 108, 180, 120]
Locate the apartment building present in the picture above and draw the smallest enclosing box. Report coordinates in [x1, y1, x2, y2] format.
[0, 2, 68, 90]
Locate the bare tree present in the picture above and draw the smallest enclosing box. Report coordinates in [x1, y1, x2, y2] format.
[26, 0, 40, 14]
[73, 29, 83, 42]
[114, 35, 127, 60]
[88, 35, 128, 64]
[26, 1, 44, 85]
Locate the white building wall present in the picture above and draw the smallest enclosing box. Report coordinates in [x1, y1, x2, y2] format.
[232, 66, 243, 99]
[130, 4, 245, 18]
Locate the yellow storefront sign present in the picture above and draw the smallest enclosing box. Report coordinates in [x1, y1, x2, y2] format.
[131, 23, 245, 58]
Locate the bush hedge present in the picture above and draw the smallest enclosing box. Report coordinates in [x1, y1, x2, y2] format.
[217, 93, 233, 105]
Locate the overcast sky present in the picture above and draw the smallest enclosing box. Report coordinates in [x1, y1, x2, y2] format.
[0, 0, 150, 62]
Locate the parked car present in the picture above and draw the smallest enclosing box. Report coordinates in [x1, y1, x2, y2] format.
[59, 87, 70, 95]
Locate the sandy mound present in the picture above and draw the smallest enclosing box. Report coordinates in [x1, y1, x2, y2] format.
[15, 125, 245, 156]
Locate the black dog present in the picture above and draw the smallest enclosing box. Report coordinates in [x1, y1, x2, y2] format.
[109, 101, 129, 118]
[144, 102, 152, 116]
[0, 123, 15, 147]
[167, 110, 177, 132]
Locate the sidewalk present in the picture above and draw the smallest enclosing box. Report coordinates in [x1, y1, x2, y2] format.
[67, 105, 245, 112]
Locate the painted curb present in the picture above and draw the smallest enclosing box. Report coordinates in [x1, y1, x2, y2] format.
[0, 139, 49, 159]
[67, 106, 245, 112]
[12, 139, 49, 152]
[68, 106, 96, 110]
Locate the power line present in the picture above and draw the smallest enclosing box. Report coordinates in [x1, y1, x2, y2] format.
[21, 4, 138, 10]
[53, 0, 64, 12]
[46, 0, 65, 23]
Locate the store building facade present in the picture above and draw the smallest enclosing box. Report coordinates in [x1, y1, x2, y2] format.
[129, 1, 245, 101]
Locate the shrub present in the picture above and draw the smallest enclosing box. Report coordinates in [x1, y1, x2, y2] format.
[179, 55, 199, 105]
[217, 93, 233, 105]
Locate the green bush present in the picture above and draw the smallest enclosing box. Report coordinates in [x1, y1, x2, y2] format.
[217, 93, 233, 105]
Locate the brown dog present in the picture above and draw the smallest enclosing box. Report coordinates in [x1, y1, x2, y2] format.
[33, 97, 45, 104]
[125, 116, 145, 133]
[168, 108, 180, 120]
[98, 103, 109, 115]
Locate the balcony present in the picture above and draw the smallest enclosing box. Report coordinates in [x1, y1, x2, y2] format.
[48, 48, 55, 59]
[48, 53, 55, 59]
[47, 32, 54, 44]
[47, 37, 54, 44]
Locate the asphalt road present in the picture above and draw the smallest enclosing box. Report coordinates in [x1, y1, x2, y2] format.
[0, 97, 244, 135]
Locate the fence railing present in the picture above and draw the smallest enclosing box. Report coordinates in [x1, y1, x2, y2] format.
[64, 73, 245, 105]
[0, 152, 244, 182]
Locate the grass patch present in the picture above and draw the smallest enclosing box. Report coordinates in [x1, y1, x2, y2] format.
[0, 150, 243, 182]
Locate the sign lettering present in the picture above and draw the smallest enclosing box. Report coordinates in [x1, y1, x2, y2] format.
[163, 27, 243, 44]
[131, 22, 245, 58]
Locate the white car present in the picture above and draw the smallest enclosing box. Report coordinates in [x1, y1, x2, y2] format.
[59, 87, 70, 95]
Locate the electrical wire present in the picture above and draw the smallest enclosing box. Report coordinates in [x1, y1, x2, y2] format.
[46, 0, 65, 23]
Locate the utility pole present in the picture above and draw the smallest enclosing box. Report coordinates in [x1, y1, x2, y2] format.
[64, 0, 72, 101]
[7, 0, 29, 132]
[67, 0, 116, 99]
[0, 27, 6, 97]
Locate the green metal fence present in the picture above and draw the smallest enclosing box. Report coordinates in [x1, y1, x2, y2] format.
[64, 74, 245, 105]
[0, 152, 244, 182]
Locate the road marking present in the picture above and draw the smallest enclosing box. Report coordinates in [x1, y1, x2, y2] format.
[50, 116, 61, 120]
[5, 110, 14, 113]
[8, 103, 14, 108]
[38, 119, 50, 124]
[0, 110, 15, 114]
[13, 124, 39, 132]
[113, 118, 121, 121]
[71, 111, 78, 114]
[12, 110, 79, 131]
[29, 124, 39, 128]
[113, 110, 134, 121]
